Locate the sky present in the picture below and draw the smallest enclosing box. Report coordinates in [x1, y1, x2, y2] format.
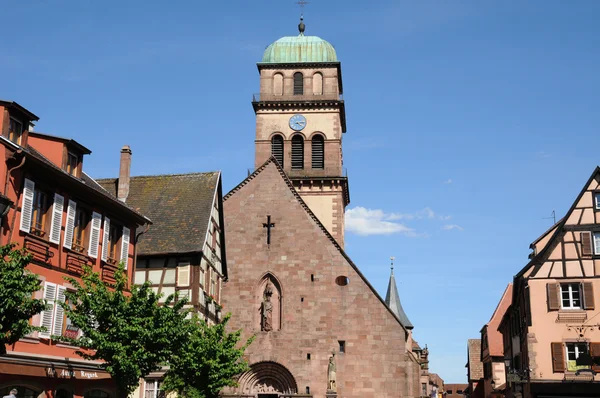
[2, 0, 600, 383]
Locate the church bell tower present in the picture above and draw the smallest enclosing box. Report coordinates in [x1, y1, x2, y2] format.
[252, 17, 350, 246]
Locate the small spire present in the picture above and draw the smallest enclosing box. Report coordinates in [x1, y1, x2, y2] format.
[298, 15, 305, 36]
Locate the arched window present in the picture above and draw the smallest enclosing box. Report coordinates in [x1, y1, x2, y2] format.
[311, 134, 324, 169]
[291, 135, 304, 169]
[271, 135, 284, 166]
[293, 72, 303, 95]
[273, 73, 283, 96]
[313, 72, 323, 95]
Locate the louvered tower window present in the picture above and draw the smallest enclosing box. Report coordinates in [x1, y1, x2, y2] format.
[293, 72, 304, 95]
[271, 135, 284, 166]
[312, 135, 324, 169]
[291, 135, 304, 169]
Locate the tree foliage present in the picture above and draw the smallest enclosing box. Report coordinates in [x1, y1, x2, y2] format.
[58, 264, 189, 397]
[0, 244, 46, 355]
[163, 313, 254, 398]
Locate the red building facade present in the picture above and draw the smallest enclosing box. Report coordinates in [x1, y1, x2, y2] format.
[0, 100, 150, 398]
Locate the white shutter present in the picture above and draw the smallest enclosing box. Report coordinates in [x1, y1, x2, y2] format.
[88, 212, 102, 258]
[19, 178, 35, 233]
[48, 193, 64, 244]
[177, 264, 191, 287]
[52, 286, 67, 337]
[63, 200, 77, 249]
[39, 282, 57, 339]
[101, 217, 111, 262]
[120, 226, 130, 268]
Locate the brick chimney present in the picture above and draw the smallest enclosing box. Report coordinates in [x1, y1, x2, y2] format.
[117, 145, 131, 202]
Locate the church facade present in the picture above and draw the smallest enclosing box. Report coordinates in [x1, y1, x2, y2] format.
[221, 20, 416, 398]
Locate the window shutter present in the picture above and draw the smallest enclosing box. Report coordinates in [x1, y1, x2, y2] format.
[590, 342, 600, 372]
[581, 232, 592, 255]
[547, 283, 560, 311]
[52, 286, 67, 337]
[291, 135, 304, 170]
[271, 135, 284, 166]
[293, 72, 303, 95]
[311, 135, 324, 169]
[19, 178, 35, 233]
[120, 226, 130, 268]
[551, 342, 565, 373]
[88, 212, 102, 259]
[583, 282, 595, 310]
[177, 264, 191, 287]
[39, 282, 57, 339]
[48, 193, 64, 244]
[63, 200, 77, 249]
[101, 217, 111, 262]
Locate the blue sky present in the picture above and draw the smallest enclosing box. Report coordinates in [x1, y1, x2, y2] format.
[2, 0, 600, 383]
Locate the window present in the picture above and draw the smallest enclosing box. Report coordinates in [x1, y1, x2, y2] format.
[39, 282, 67, 339]
[210, 268, 217, 296]
[66, 152, 79, 176]
[311, 134, 324, 169]
[271, 135, 284, 166]
[457, 390, 463, 394]
[594, 232, 600, 255]
[291, 135, 304, 169]
[293, 72, 303, 95]
[566, 342, 589, 372]
[144, 380, 163, 398]
[31, 187, 49, 236]
[313, 72, 323, 95]
[273, 73, 283, 96]
[338, 340, 345, 353]
[421, 383, 427, 396]
[108, 223, 121, 263]
[8, 117, 23, 144]
[561, 283, 581, 309]
[72, 207, 89, 252]
[0, 387, 40, 398]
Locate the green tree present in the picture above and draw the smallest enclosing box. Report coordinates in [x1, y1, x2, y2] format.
[0, 243, 46, 355]
[58, 264, 189, 398]
[163, 313, 254, 398]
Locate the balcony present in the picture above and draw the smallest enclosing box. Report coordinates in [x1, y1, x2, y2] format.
[252, 91, 343, 103]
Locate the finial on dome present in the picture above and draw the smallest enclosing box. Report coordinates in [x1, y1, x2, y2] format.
[298, 15, 305, 36]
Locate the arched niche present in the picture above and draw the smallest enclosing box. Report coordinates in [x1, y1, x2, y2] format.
[238, 361, 298, 395]
[256, 273, 282, 332]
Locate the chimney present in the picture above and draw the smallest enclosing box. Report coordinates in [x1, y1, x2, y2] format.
[118, 145, 131, 202]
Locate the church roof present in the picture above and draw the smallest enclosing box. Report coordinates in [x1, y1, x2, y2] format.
[385, 268, 414, 329]
[96, 172, 222, 257]
[224, 156, 409, 335]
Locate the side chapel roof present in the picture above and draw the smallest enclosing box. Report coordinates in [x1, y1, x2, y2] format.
[96, 172, 221, 256]
[224, 156, 409, 334]
[385, 267, 414, 329]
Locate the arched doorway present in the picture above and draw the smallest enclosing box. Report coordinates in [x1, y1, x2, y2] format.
[238, 361, 298, 397]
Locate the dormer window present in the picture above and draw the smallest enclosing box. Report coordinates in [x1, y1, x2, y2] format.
[8, 117, 23, 145]
[66, 152, 80, 176]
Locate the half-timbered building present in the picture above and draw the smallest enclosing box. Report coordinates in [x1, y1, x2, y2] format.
[500, 166, 600, 398]
[96, 153, 227, 398]
[0, 100, 151, 398]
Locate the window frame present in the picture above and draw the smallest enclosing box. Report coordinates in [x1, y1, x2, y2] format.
[291, 134, 304, 170]
[560, 283, 582, 310]
[311, 134, 325, 169]
[107, 222, 122, 264]
[31, 186, 50, 238]
[594, 191, 600, 211]
[144, 379, 163, 398]
[593, 231, 600, 255]
[66, 152, 80, 176]
[8, 117, 23, 145]
[72, 206, 91, 253]
[271, 134, 284, 166]
[293, 72, 304, 95]
[565, 341, 590, 372]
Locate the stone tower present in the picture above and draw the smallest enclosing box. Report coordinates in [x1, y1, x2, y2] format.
[252, 17, 349, 246]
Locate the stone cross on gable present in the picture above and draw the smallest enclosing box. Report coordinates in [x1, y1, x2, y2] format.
[263, 215, 275, 245]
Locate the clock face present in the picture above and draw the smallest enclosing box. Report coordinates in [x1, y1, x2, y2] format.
[289, 114, 307, 131]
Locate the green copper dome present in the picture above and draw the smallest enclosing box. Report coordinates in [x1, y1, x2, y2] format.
[262, 35, 338, 63]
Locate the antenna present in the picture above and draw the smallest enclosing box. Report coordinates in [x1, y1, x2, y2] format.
[296, 0, 309, 10]
[543, 210, 556, 225]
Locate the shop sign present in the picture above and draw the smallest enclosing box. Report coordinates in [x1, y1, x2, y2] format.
[63, 324, 80, 339]
[45, 367, 99, 379]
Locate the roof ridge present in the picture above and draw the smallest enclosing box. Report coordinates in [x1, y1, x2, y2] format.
[224, 156, 409, 334]
[96, 171, 220, 181]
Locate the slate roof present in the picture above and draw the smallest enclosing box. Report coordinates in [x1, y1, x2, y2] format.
[96, 172, 220, 255]
[385, 267, 414, 329]
[467, 339, 483, 380]
[224, 156, 409, 335]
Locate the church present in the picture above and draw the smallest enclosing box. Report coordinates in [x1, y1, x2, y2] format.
[221, 18, 422, 398]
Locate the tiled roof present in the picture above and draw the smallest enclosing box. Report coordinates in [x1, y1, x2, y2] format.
[96, 172, 220, 255]
[486, 284, 512, 357]
[467, 339, 483, 380]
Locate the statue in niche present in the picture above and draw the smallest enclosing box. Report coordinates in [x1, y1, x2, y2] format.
[327, 353, 337, 392]
[261, 281, 274, 332]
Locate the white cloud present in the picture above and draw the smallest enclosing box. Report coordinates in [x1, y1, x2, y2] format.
[345, 207, 420, 236]
[443, 178, 453, 184]
[442, 224, 464, 231]
[439, 215, 452, 221]
[536, 151, 552, 159]
[387, 207, 436, 221]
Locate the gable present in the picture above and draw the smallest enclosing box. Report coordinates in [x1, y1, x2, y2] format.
[224, 158, 408, 333]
